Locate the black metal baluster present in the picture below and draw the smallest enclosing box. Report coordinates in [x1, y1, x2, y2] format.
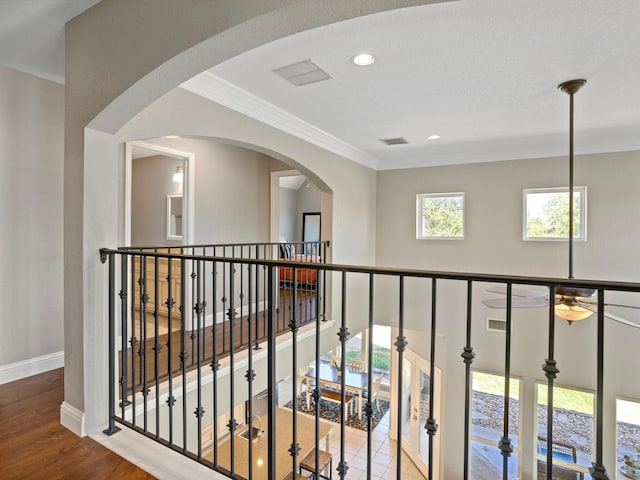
[120, 253, 130, 422]
[194, 259, 204, 460]
[222, 262, 227, 355]
[227, 262, 237, 474]
[166, 254, 175, 446]
[337, 271, 350, 480]
[589, 289, 610, 479]
[180, 258, 188, 452]
[201, 247, 207, 363]
[395, 275, 407, 480]
[254, 246, 261, 350]
[239, 248, 244, 348]
[289, 266, 300, 477]
[211, 260, 219, 466]
[365, 273, 375, 480]
[130, 256, 139, 425]
[246, 264, 255, 480]
[102, 251, 121, 435]
[462, 280, 475, 480]
[141, 255, 149, 433]
[267, 264, 277, 480]
[153, 255, 160, 439]
[499, 283, 514, 480]
[190, 250, 197, 366]
[426, 278, 439, 479]
[544, 285, 558, 479]
[313, 264, 322, 480]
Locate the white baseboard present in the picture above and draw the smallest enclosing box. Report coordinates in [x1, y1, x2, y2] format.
[0, 350, 64, 385]
[60, 401, 86, 437]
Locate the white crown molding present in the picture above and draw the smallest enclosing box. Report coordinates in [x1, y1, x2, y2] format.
[0, 350, 64, 385]
[181, 71, 380, 170]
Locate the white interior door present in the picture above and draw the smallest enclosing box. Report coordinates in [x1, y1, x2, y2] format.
[398, 349, 442, 479]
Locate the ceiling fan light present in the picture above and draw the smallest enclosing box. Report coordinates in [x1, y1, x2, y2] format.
[555, 303, 593, 322]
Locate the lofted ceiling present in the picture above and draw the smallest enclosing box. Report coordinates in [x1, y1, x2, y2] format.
[2, 1, 640, 170]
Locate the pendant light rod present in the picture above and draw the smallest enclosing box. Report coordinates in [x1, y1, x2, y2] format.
[558, 79, 586, 280]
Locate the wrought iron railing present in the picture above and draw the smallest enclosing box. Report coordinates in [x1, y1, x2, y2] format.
[99, 243, 640, 480]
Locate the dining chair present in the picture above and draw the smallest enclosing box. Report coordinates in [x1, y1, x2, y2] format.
[300, 448, 333, 480]
[346, 359, 365, 372]
[297, 365, 311, 396]
[364, 374, 383, 413]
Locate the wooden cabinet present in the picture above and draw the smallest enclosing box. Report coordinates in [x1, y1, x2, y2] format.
[133, 255, 182, 318]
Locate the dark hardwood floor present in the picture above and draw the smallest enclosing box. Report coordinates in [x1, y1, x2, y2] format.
[0, 368, 155, 480]
[124, 288, 319, 394]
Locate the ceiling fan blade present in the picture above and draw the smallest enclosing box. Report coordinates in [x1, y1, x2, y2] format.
[578, 300, 640, 310]
[482, 296, 550, 309]
[486, 285, 548, 298]
[577, 302, 640, 330]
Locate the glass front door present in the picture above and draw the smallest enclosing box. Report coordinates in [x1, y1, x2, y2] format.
[396, 349, 441, 479]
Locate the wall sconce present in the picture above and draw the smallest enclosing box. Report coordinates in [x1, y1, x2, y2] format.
[173, 165, 183, 183]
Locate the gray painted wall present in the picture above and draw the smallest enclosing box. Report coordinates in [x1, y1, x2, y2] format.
[295, 181, 322, 243]
[0, 66, 64, 368]
[279, 181, 322, 244]
[131, 154, 183, 246]
[278, 187, 296, 242]
[376, 151, 640, 478]
[146, 136, 289, 244]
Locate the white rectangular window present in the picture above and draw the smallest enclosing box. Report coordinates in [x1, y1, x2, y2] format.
[523, 187, 587, 241]
[416, 192, 464, 239]
[617, 398, 640, 478]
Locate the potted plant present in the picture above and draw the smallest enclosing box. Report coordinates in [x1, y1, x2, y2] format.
[332, 360, 342, 378]
[623, 446, 640, 478]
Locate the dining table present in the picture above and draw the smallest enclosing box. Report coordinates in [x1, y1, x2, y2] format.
[306, 363, 369, 419]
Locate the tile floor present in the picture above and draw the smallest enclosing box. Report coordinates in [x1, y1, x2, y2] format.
[281, 378, 426, 479]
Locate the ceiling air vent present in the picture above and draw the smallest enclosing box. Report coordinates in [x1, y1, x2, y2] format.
[273, 60, 331, 87]
[487, 317, 506, 333]
[380, 137, 409, 146]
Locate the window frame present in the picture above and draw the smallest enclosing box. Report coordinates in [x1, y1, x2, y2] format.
[416, 192, 465, 240]
[616, 396, 640, 476]
[523, 186, 587, 242]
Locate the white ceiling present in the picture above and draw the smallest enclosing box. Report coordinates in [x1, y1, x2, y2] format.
[2, 0, 640, 170]
[184, 0, 640, 170]
[0, 0, 100, 84]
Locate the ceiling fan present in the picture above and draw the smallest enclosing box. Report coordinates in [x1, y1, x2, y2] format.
[482, 79, 640, 329]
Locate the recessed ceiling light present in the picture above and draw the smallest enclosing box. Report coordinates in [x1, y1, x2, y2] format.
[163, 135, 180, 139]
[428, 134, 441, 140]
[352, 53, 375, 66]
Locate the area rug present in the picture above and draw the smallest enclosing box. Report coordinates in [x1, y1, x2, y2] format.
[283, 393, 389, 432]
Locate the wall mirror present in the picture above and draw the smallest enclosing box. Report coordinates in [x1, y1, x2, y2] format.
[167, 194, 183, 240]
[302, 212, 321, 254]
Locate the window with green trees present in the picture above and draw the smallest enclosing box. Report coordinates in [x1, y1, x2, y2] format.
[416, 192, 464, 239]
[523, 187, 586, 241]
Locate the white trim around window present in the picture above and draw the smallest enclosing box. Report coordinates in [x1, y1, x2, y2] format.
[416, 192, 465, 240]
[523, 187, 587, 241]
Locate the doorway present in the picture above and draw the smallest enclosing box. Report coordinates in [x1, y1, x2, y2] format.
[124, 140, 195, 339]
[396, 349, 442, 479]
[125, 140, 194, 247]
